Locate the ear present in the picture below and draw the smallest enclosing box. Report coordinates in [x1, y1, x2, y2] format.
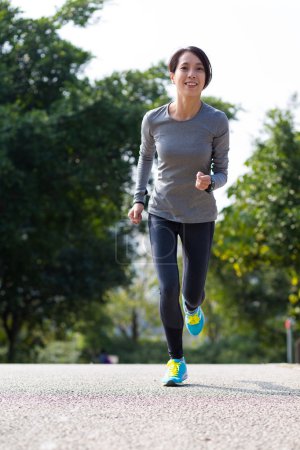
[170, 73, 175, 84]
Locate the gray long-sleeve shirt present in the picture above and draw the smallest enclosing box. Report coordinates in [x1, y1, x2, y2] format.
[133, 101, 230, 223]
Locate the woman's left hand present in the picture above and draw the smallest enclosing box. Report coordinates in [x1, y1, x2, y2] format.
[195, 171, 211, 190]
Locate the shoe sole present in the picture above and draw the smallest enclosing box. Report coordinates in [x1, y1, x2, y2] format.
[163, 380, 181, 387]
[162, 374, 188, 387]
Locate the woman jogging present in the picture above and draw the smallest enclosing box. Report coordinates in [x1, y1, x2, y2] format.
[128, 46, 229, 386]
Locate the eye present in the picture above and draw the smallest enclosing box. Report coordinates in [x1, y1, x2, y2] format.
[180, 66, 188, 71]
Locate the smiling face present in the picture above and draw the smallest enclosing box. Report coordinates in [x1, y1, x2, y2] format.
[170, 51, 206, 98]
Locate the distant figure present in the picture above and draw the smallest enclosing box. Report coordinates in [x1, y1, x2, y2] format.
[98, 349, 111, 364]
[128, 46, 229, 386]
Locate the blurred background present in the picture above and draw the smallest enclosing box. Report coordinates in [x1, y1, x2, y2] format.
[0, 0, 299, 364]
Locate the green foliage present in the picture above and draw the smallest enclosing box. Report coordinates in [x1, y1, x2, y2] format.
[53, 0, 106, 27]
[187, 332, 286, 364]
[105, 275, 161, 336]
[0, 91, 131, 362]
[217, 103, 300, 273]
[37, 334, 84, 363]
[94, 63, 171, 165]
[210, 99, 300, 350]
[78, 331, 285, 364]
[0, 2, 91, 110]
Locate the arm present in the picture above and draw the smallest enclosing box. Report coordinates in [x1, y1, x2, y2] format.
[128, 113, 156, 224]
[195, 113, 229, 192]
[133, 112, 156, 204]
[210, 112, 230, 190]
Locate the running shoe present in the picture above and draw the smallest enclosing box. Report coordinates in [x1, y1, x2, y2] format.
[161, 358, 188, 386]
[182, 297, 205, 336]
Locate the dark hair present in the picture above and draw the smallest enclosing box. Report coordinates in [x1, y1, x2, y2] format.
[168, 46, 212, 89]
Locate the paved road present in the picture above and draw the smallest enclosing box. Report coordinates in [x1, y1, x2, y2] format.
[0, 364, 300, 450]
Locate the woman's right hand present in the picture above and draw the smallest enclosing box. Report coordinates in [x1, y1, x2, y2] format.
[128, 203, 144, 225]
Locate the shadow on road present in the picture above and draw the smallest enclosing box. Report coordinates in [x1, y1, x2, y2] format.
[178, 382, 300, 396]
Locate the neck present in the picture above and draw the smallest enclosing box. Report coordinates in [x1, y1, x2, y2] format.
[170, 96, 202, 121]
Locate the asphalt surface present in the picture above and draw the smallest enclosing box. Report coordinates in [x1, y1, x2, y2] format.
[0, 363, 300, 450]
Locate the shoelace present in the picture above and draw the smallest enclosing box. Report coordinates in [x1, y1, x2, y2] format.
[167, 360, 181, 377]
[187, 314, 200, 325]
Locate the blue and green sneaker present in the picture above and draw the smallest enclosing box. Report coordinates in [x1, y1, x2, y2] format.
[182, 297, 205, 336]
[161, 358, 188, 386]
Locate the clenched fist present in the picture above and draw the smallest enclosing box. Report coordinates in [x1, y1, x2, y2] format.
[128, 202, 144, 225]
[195, 171, 211, 190]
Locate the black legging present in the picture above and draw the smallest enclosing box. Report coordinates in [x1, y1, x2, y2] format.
[148, 213, 215, 359]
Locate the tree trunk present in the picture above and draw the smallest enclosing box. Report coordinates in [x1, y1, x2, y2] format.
[2, 311, 21, 363]
[131, 308, 139, 343]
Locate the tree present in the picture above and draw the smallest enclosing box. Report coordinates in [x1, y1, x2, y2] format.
[211, 100, 300, 345]
[0, 1, 169, 361]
